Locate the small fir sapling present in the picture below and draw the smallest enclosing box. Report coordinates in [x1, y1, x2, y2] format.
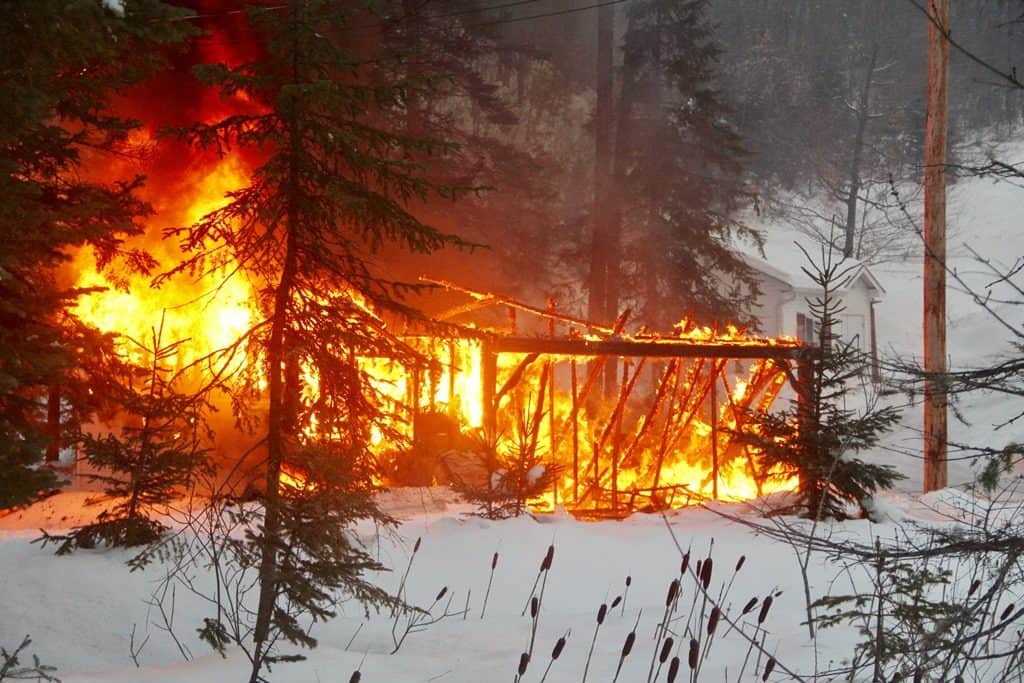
[452, 383, 563, 519]
[738, 243, 903, 520]
[38, 319, 210, 553]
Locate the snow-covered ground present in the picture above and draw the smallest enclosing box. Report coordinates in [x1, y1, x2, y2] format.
[3, 148, 1024, 682]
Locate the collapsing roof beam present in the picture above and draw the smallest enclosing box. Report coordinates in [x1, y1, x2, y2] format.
[487, 335, 808, 361]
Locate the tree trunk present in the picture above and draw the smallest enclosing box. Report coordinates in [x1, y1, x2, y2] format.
[45, 382, 60, 462]
[844, 43, 878, 258]
[588, 2, 614, 326]
[252, 5, 304, 678]
[923, 0, 949, 492]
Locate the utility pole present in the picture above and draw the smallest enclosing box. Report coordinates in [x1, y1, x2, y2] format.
[923, 0, 949, 492]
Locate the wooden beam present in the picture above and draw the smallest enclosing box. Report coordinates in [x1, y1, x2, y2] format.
[489, 335, 806, 361]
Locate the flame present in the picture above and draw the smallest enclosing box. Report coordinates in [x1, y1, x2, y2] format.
[65, 29, 798, 510]
[72, 148, 256, 372]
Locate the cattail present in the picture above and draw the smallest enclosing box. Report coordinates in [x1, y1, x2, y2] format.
[762, 657, 776, 680]
[531, 596, 539, 619]
[681, 552, 691, 575]
[621, 631, 636, 658]
[707, 606, 720, 636]
[435, 586, 448, 602]
[665, 579, 680, 606]
[890, 674, 902, 683]
[540, 634, 568, 683]
[667, 656, 680, 683]
[954, 676, 964, 683]
[758, 595, 773, 624]
[481, 551, 499, 620]
[742, 597, 759, 615]
[735, 555, 746, 571]
[612, 627, 637, 683]
[611, 595, 622, 609]
[913, 668, 924, 683]
[621, 576, 632, 615]
[688, 638, 699, 668]
[700, 557, 714, 590]
[695, 559, 702, 578]
[349, 671, 361, 683]
[518, 652, 530, 676]
[583, 603, 608, 683]
[968, 578, 982, 597]
[541, 544, 555, 572]
[659, 637, 674, 663]
[413, 537, 421, 553]
[1002, 603, 1016, 621]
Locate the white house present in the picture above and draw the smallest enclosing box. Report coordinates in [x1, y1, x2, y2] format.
[738, 232, 886, 362]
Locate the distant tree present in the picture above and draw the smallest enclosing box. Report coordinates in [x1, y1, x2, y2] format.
[164, 1, 474, 678]
[0, 0, 192, 508]
[609, 0, 759, 330]
[740, 245, 902, 519]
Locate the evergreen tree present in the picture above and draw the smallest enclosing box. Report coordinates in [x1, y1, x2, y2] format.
[609, 0, 759, 330]
[0, 0, 192, 508]
[163, 2, 472, 678]
[39, 317, 211, 553]
[740, 245, 903, 520]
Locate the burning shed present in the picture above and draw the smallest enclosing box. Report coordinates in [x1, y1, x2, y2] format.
[370, 279, 807, 515]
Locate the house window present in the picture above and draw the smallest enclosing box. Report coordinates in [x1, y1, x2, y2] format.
[796, 313, 815, 344]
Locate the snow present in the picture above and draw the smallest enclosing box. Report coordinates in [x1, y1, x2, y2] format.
[4, 145, 1024, 681]
[101, 0, 125, 17]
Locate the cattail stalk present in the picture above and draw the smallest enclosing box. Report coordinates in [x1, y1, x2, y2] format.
[612, 612, 641, 683]
[622, 575, 632, 616]
[648, 579, 680, 683]
[392, 536, 421, 617]
[522, 545, 555, 616]
[481, 551, 499, 620]
[581, 602, 607, 683]
[538, 632, 568, 683]
[653, 636, 674, 682]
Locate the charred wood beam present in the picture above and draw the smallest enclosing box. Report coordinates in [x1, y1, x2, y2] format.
[420, 277, 616, 334]
[488, 336, 807, 361]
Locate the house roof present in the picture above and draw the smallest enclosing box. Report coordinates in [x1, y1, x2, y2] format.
[737, 229, 886, 299]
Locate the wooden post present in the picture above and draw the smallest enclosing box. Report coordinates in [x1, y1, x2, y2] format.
[410, 369, 421, 443]
[571, 359, 579, 505]
[869, 301, 881, 385]
[710, 376, 719, 501]
[447, 340, 457, 420]
[924, 0, 949, 492]
[547, 298, 557, 507]
[45, 383, 60, 463]
[481, 341, 497, 442]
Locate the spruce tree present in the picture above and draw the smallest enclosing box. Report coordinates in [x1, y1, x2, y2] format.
[39, 317, 210, 553]
[740, 245, 903, 520]
[163, 2, 472, 678]
[608, 0, 759, 329]
[0, 0, 192, 508]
